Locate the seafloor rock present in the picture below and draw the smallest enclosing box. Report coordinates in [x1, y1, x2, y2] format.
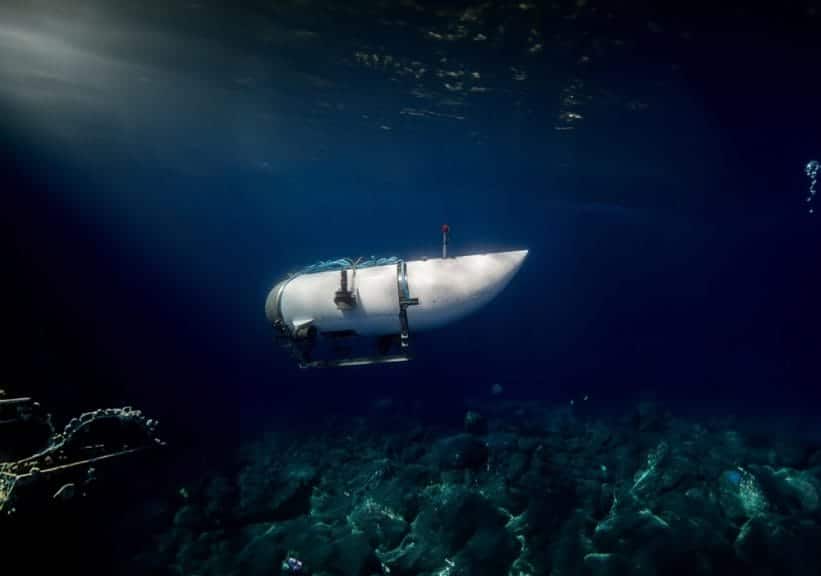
[629, 401, 672, 435]
[734, 515, 821, 575]
[592, 504, 675, 575]
[127, 402, 821, 576]
[203, 475, 234, 524]
[235, 519, 383, 576]
[717, 467, 769, 520]
[235, 517, 334, 576]
[753, 465, 820, 514]
[347, 496, 410, 549]
[235, 459, 318, 524]
[425, 433, 489, 471]
[173, 503, 203, 530]
[376, 484, 518, 576]
[583, 552, 631, 576]
[464, 410, 488, 435]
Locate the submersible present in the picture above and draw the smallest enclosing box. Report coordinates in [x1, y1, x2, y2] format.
[265, 225, 528, 368]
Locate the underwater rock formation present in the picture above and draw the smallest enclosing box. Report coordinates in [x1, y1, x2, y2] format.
[130, 403, 821, 576]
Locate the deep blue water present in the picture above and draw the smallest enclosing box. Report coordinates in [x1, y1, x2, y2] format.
[3, 0, 820, 477]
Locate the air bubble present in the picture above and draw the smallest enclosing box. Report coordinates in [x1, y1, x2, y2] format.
[806, 160, 819, 214]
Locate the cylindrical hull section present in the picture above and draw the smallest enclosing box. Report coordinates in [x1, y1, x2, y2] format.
[279, 264, 400, 336]
[267, 250, 528, 337]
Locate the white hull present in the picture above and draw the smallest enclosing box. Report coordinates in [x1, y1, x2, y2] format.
[266, 250, 528, 337]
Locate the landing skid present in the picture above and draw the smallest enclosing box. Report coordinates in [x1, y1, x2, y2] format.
[298, 354, 411, 369]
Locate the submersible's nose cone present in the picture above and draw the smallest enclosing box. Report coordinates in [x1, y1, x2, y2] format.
[265, 280, 287, 324]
